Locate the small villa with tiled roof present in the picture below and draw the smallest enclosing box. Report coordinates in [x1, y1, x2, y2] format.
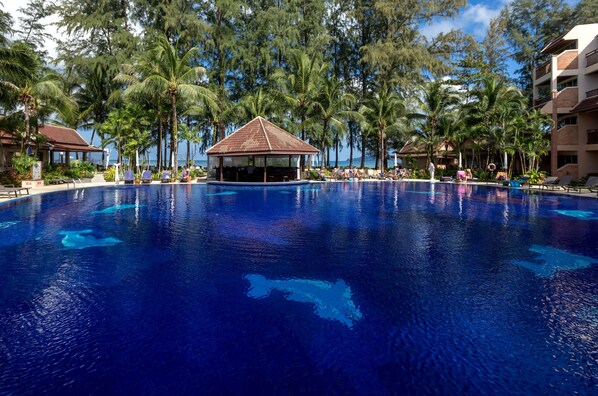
[206, 117, 319, 183]
[0, 124, 101, 169]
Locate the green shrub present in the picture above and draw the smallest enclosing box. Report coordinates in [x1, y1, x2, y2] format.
[0, 170, 20, 185]
[65, 161, 95, 178]
[104, 167, 116, 182]
[524, 169, 546, 184]
[11, 155, 37, 177]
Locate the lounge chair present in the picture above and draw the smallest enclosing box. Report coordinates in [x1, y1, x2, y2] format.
[528, 176, 558, 189]
[0, 184, 30, 197]
[440, 176, 453, 182]
[124, 170, 135, 184]
[566, 176, 598, 193]
[180, 169, 191, 183]
[160, 171, 171, 183]
[544, 175, 573, 190]
[141, 170, 152, 184]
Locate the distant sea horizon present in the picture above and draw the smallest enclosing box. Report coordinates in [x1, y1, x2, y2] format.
[95, 158, 397, 169]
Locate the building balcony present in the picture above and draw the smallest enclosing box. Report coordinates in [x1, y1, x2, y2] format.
[556, 125, 578, 145]
[534, 96, 551, 108]
[556, 87, 578, 109]
[535, 61, 551, 80]
[557, 50, 578, 70]
[587, 49, 598, 67]
[588, 129, 598, 144]
[587, 88, 598, 98]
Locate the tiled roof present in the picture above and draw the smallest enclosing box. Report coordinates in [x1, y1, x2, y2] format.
[207, 117, 319, 156]
[0, 124, 102, 152]
[570, 97, 598, 113]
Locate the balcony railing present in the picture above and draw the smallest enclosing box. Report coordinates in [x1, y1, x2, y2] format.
[535, 61, 551, 79]
[587, 49, 598, 67]
[588, 129, 598, 144]
[586, 88, 598, 98]
[534, 96, 551, 107]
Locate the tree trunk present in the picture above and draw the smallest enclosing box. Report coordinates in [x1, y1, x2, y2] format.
[335, 140, 339, 168]
[349, 121, 354, 167]
[157, 119, 162, 172]
[171, 95, 178, 174]
[23, 100, 30, 152]
[186, 139, 190, 166]
[360, 134, 366, 169]
[300, 113, 306, 171]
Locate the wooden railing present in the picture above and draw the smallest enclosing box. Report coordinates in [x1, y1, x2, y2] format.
[587, 49, 598, 67]
[586, 88, 598, 98]
[588, 129, 598, 144]
[535, 61, 551, 79]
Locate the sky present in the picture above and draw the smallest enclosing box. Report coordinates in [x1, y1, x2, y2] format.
[0, 0, 550, 162]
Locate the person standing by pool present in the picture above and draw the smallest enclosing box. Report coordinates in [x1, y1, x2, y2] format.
[428, 162, 435, 182]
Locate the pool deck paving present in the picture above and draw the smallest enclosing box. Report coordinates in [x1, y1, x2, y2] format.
[1, 178, 596, 203]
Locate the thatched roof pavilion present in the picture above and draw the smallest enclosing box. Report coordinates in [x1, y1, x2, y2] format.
[207, 117, 318, 183]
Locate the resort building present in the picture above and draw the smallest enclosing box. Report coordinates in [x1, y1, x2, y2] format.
[533, 23, 598, 179]
[206, 117, 319, 182]
[0, 124, 101, 169]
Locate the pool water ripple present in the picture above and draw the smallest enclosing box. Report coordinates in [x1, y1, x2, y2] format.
[0, 182, 596, 394]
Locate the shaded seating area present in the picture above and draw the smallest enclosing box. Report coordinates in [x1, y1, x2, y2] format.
[207, 117, 318, 183]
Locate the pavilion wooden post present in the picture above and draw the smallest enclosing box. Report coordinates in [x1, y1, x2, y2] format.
[219, 157, 224, 181]
[83, 152, 87, 162]
[65, 151, 70, 166]
[263, 156, 267, 183]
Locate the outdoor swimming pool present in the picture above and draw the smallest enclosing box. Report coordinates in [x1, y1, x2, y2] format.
[0, 182, 596, 394]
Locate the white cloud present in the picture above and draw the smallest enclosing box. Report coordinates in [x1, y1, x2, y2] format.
[3, 0, 60, 60]
[422, 3, 503, 40]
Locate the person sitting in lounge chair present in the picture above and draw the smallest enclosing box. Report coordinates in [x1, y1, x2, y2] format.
[180, 169, 191, 182]
[457, 169, 467, 182]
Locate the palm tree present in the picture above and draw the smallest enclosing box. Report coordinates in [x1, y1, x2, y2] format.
[360, 86, 404, 170]
[408, 80, 460, 167]
[273, 50, 325, 169]
[466, 76, 525, 170]
[305, 76, 359, 168]
[239, 88, 277, 120]
[115, 35, 214, 174]
[0, 45, 76, 150]
[0, 44, 35, 86]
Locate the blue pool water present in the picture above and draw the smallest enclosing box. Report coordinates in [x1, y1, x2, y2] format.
[0, 182, 597, 394]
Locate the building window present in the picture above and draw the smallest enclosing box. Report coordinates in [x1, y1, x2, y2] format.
[557, 116, 577, 129]
[557, 78, 577, 91]
[557, 155, 577, 168]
